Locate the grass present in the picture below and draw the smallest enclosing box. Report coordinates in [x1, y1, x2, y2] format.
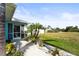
[40, 32, 79, 55]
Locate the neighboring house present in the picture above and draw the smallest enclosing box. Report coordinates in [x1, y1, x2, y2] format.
[5, 3, 27, 41]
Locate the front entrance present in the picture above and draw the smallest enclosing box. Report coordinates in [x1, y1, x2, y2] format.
[8, 23, 13, 40]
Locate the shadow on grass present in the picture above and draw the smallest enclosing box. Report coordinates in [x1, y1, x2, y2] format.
[43, 39, 57, 41]
[43, 39, 58, 42]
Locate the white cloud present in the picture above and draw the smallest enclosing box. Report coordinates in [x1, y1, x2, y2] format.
[13, 6, 79, 28]
[13, 6, 36, 23]
[61, 12, 79, 20]
[39, 12, 79, 28]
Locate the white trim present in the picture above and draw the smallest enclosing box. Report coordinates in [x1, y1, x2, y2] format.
[20, 25, 21, 39]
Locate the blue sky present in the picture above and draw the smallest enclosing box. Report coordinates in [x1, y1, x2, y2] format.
[13, 3, 79, 28]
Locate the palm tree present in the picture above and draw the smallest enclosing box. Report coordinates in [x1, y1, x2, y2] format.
[34, 23, 43, 45]
[33, 23, 42, 39]
[27, 23, 34, 37]
[27, 23, 43, 44]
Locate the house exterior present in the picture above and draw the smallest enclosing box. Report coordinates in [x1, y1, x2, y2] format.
[5, 3, 27, 41]
[0, 3, 27, 55]
[0, 3, 5, 55]
[5, 18, 27, 41]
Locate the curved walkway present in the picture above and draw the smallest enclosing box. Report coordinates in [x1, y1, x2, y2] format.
[24, 44, 51, 56]
[13, 40, 51, 56]
[13, 40, 75, 56]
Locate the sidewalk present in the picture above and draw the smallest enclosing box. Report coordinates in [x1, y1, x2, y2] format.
[24, 44, 51, 56]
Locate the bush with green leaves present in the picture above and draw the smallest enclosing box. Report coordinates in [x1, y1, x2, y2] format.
[6, 43, 16, 55]
[13, 51, 24, 56]
[6, 43, 24, 56]
[51, 48, 60, 56]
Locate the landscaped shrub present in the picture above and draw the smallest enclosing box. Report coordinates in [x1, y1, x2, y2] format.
[6, 43, 24, 56]
[51, 48, 60, 56]
[13, 51, 24, 56]
[6, 43, 16, 56]
[38, 39, 43, 47]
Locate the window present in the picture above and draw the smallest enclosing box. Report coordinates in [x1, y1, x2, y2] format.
[14, 25, 20, 32]
[21, 34, 24, 38]
[14, 32, 20, 38]
[14, 25, 20, 38]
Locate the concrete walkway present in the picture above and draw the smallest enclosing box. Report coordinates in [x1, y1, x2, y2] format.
[13, 40, 75, 56]
[23, 42, 75, 56]
[13, 40, 51, 56]
[24, 44, 51, 56]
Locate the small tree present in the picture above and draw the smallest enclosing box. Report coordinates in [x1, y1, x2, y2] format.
[27, 23, 43, 44]
[27, 23, 35, 37]
[33, 23, 43, 44]
[34, 23, 42, 37]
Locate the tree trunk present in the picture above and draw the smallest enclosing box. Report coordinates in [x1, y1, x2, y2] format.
[31, 31, 32, 36]
[35, 29, 40, 44]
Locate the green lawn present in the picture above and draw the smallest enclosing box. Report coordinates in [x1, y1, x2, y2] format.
[40, 32, 79, 55]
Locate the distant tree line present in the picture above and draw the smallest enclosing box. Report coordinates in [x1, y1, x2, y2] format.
[64, 26, 79, 32]
[47, 26, 79, 32]
[27, 23, 79, 34]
